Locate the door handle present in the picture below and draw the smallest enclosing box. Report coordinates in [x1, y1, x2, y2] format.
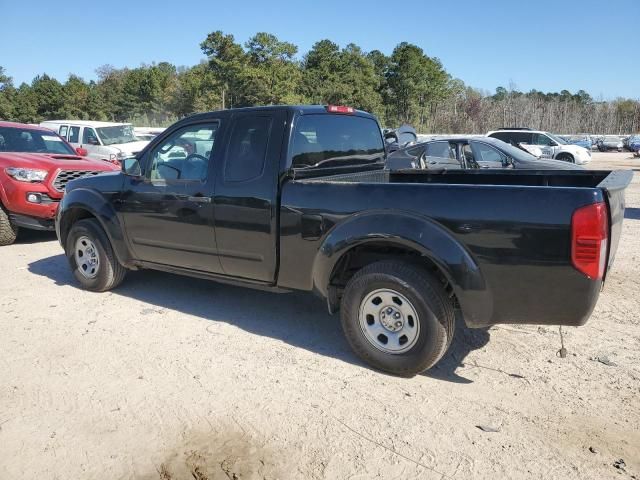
[188, 196, 211, 203]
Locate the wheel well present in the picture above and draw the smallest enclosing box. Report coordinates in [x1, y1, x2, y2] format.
[59, 208, 96, 246]
[327, 242, 458, 312]
[557, 152, 574, 161]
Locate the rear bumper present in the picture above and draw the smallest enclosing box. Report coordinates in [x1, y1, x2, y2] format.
[9, 213, 55, 231]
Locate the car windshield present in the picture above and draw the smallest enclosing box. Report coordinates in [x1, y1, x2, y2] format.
[0, 127, 76, 155]
[96, 125, 137, 146]
[547, 133, 568, 145]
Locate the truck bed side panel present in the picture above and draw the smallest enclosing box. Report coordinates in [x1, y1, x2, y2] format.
[280, 180, 605, 327]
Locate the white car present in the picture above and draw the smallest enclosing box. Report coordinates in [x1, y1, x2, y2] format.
[134, 127, 165, 142]
[40, 120, 150, 164]
[487, 128, 591, 165]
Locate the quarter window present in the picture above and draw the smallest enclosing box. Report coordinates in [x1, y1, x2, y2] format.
[148, 123, 218, 181]
[225, 116, 272, 182]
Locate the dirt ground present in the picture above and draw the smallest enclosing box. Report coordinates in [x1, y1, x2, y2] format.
[1, 151, 638, 480]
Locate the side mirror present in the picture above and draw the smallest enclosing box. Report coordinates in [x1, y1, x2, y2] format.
[76, 147, 88, 156]
[122, 157, 142, 176]
[88, 138, 100, 146]
[549, 141, 558, 147]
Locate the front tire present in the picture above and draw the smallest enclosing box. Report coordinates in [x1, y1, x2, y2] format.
[65, 219, 127, 291]
[0, 204, 18, 246]
[340, 261, 455, 376]
[556, 153, 574, 163]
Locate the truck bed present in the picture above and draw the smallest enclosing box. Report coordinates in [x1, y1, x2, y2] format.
[280, 168, 632, 327]
[303, 167, 621, 188]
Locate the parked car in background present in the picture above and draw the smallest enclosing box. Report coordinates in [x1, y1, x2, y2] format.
[487, 128, 592, 164]
[134, 127, 165, 142]
[565, 135, 593, 151]
[386, 137, 584, 170]
[40, 120, 150, 164]
[627, 134, 640, 154]
[0, 121, 118, 245]
[383, 124, 417, 153]
[597, 135, 624, 152]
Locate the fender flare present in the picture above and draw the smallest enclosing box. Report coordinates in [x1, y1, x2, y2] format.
[58, 188, 132, 266]
[311, 211, 493, 327]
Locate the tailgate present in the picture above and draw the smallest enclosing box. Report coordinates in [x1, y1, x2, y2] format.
[598, 170, 633, 274]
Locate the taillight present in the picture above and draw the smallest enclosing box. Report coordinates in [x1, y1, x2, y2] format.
[326, 105, 354, 114]
[571, 202, 608, 279]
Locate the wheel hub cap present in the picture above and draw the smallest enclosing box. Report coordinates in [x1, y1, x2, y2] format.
[74, 236, 100, 279]
[359, 288, 420, 354]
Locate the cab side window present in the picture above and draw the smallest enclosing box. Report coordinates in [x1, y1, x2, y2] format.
[225, 116, 272, 182]
[82, 127, 99, 145]
[148, 123, 218, 182]
[68, 126, 80, 143]
[58, 125, 68, 139]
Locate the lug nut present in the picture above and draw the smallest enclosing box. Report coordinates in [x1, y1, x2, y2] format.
[394, 312, 400, 319]
[395, 321, 402, 328]
[386, 308, 393, 314]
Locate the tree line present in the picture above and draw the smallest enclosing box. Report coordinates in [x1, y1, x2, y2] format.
[1, 31, 638, 134]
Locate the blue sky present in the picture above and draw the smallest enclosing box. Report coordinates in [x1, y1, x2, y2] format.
[1, 0, 638, 99]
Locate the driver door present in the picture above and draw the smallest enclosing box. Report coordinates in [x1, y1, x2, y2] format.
[119, 121, 224, 273]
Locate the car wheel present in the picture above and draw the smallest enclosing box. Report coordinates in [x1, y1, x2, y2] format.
[0, 204, 18, 246]
[340, 260, 454, 377]
[65, 218, 127, 291]
[556, 153, 574, 163]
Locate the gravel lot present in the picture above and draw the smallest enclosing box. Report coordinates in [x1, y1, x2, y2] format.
[1, 152, 638, 480]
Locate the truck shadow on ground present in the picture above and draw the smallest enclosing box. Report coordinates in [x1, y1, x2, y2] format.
[28, 253, 488, 384]
[14, 229, 57, 244]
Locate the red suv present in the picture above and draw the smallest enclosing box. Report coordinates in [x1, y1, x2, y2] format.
[0, 121, 118, 245]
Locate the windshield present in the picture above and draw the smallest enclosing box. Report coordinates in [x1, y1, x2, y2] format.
[0, 127, 76, 155]
[96, 124, 137, 146]
[547, 133, 568, 145]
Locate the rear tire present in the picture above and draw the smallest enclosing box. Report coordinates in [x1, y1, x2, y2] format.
[0, 204, 18, 246]
[65, 218, 127, 291]
[340, 261, 455, 377]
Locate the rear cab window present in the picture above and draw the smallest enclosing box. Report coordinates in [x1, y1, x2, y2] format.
[290, 114, 384, 170]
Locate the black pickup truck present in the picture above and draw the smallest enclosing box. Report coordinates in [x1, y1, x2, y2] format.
[56, 105, 631, 376]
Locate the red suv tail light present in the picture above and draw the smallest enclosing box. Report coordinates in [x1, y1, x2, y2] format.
[571, 202, 608, 279]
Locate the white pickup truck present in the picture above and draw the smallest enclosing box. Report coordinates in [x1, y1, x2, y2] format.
[40, 120, 150, 164]
[487, 128, 591, 165]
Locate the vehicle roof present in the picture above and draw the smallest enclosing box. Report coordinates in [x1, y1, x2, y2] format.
[412, 136, 513, 146]
[487, 129, 546, 134]
[40, 120, 132, 127]
[182, 105, 376, 123]
[0, 121, 54, 132]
